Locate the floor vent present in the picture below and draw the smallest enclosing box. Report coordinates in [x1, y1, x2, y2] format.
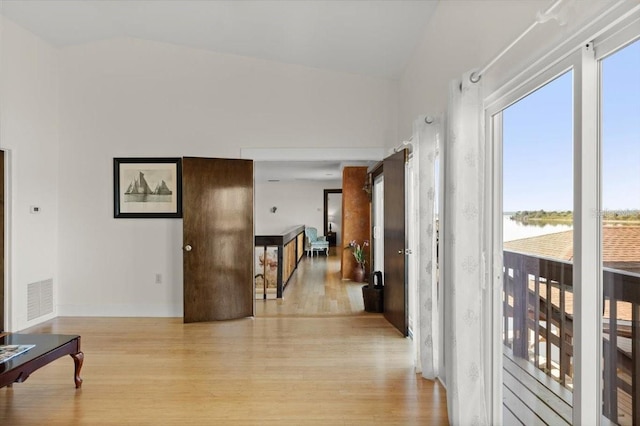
[27, 279, 53, 321]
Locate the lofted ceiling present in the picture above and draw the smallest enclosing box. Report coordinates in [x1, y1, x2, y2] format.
[0, 0, 439, 182]
[0, 0, 439, 79]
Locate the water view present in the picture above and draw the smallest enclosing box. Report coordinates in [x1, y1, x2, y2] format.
[501, 36, 639, 426]
[503, 214, 572, 242]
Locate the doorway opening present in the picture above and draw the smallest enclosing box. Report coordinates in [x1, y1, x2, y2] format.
[324, 189, 342, 250]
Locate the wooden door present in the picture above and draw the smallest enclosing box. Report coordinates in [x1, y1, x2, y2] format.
[0, 151, 4, 332]
[383, 149, 407, 336]
[182, 157, 254, 323]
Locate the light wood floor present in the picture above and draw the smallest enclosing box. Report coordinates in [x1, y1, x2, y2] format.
[256, 247, 367, 317]
[1, 252, 449, 425]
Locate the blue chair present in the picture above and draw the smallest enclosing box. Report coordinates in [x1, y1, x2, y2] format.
[305, 227, 329, 257]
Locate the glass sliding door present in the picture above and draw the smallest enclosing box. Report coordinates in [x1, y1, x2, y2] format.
[600, 38, 640, 426]
[490, 14, 640, 424]
[501, 70, 575, 391]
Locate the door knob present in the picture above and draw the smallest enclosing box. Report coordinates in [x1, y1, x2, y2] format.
[184, 245, 192, 252]
[398, 249, 403, 254]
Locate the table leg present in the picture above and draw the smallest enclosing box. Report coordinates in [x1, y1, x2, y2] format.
[70, 352, 84, 388]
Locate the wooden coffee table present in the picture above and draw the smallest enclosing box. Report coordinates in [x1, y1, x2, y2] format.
[0, 334, 83, 389]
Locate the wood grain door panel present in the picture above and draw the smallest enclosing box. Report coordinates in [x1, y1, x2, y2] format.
[383, 149, 407, 336]
[0, 151, 4, 332]
[182, 157, 254, 322]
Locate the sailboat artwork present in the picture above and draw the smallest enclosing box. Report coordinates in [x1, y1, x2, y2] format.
[124, 171, 173, 203]
[114, 157, 182, 218]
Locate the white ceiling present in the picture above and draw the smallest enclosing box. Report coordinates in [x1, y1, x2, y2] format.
[0, 0, 437, 183]
[0, 0, 439, 79]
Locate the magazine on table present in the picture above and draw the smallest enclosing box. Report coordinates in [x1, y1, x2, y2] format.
[0, 344, 35, 364]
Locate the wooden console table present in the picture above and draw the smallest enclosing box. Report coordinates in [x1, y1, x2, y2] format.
[0, 334, 83, 389]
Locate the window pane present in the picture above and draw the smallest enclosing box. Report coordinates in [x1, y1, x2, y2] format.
[502, 71, 574, 393]
[601, 38, 640, 426]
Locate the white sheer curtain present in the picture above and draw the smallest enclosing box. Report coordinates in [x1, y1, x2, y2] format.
[443, 71, 489, 425]
[414, 115, 442, 380]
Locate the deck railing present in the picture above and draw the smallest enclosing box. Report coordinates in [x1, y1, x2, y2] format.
[503, 250, 640, 425]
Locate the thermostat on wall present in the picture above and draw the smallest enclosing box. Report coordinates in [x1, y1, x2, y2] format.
[30, 205, 41, 214]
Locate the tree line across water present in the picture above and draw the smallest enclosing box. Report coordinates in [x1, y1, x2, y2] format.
[509, 210, 640, 223]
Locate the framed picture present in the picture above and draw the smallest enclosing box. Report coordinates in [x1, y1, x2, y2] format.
[113, 157, 182, 218]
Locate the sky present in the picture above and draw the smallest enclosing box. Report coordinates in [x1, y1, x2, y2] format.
[601, 39, 640, 211]
[502, 39, 640, 212]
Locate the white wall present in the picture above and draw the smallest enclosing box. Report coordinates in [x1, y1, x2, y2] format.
[55, 37, 395, 317]
[0, 17, 60, 331]
[397, 1, 544, 141]
[397, 0, 618, 142]
[255, 180, 340, 235]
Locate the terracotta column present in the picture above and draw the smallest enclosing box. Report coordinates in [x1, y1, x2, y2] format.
[341, 167, 371, 280]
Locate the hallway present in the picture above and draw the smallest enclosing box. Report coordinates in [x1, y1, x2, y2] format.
[1, 252, 449, 425]
[256, 248, 366, 317]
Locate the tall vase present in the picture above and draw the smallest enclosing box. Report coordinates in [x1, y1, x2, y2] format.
[353, 263, 365, 283]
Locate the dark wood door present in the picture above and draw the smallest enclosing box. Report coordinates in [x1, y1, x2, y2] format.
[383, 149, 407, 336]
[182, 157, 254, 323]
[0, 151, 4, 332]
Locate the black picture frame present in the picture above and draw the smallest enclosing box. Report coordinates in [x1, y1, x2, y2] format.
[113, 157, 183, 218]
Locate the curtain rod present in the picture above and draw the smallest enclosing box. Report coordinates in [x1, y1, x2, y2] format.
[470, 0, 567, 83]
[393, 138, 413, 153]
[391, 116, 435, 153]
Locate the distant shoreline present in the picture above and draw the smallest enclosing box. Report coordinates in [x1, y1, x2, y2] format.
[514, 217, 640, 225]
[508, 210, 640, 226]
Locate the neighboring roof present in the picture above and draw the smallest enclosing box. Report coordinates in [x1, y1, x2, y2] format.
[504, 226, 640, 264]
[505, 227, 640, 322]
[505, 230, 574, 261]
[602, 226, 640, 263]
